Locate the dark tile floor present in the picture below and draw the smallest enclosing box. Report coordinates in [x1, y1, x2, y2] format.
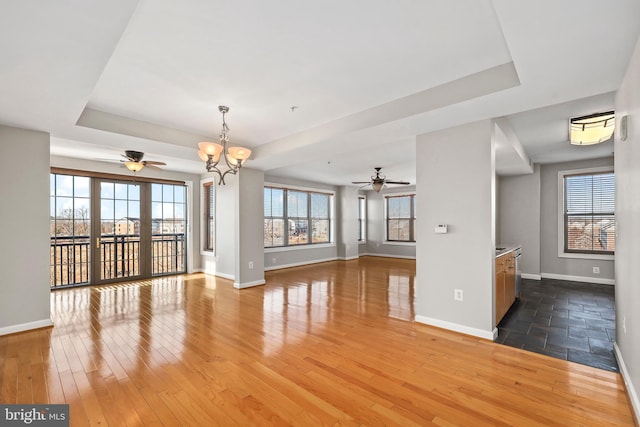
[496, 278, 618, 372]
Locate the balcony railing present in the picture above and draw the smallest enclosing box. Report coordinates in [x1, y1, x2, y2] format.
[50, 233, 185, 288]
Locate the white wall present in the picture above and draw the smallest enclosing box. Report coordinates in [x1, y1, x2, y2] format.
[214, 173, 237, 279]
[0, 125, 52, 335]
[415, 120, 495, 339]
[359, 186, 417, 259]
[498, 165, 541, 277]
[614, 31, 640, 420]
[539, 158, 615, 282]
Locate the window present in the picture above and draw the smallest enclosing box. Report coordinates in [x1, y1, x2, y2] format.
[386, 194, 416, 242]
[264, 186, 333, 248]
[310, 192, 330, 244]
[50, 169, 188, 288]
[563, 171, 615, 255]
[358, 195, 366, 242]
[288, 190, 309, 245]
[203, 182, 215, 252]
[151, 183, 187, 275]
[50, 174, 91, 287]
[264, 187, 285, 247]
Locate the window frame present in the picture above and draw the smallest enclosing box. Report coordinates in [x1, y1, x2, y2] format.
[358, 195, 366, 243]
[385, 193, 416, 243]
[264, 184, 335, 250]
[200, 178, 216, 255]
[557, 166, 615, 260]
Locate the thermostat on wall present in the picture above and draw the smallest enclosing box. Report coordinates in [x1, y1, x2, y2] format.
[434, 224, 448, 234]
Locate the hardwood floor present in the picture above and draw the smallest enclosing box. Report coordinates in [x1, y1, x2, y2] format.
[0, 257, 635, 426]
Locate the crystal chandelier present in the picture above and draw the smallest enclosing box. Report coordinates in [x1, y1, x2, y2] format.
[198, 106, 252, 184]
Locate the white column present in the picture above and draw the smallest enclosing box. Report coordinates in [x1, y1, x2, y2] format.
[234, 168, 266, 288]
[0, 125, 52, 335]
[414, 119, 496, 339]
[336, 185, 359, 260]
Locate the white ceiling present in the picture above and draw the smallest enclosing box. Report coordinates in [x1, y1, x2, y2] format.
[1, 1, 638, 186]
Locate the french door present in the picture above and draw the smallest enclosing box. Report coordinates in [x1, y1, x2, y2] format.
[50, 172, 187, 288]
[93, 179, 145, 284]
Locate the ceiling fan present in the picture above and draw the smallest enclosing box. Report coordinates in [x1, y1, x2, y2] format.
[352, 167, 410, 192]
[121, 150, 166, 172]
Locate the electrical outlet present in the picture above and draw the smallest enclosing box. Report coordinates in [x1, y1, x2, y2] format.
[454, 289, 463, 302]
[272, 257, 276, 264]
[623, 316, 627, 334]
[593, 266, 600, 274]
[248, 261, 254, 269]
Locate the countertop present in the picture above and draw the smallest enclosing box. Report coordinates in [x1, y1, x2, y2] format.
[495, 245, 520, 258]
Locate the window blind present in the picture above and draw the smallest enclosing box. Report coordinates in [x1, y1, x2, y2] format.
[564, 172, 615, 254]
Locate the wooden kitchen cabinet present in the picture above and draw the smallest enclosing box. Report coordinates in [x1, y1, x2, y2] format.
[495, 251, 516, 324]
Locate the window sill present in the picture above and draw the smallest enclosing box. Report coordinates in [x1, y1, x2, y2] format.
[557, 252, 614, 261]
[200, 251, 216, 257]
[384, 241, 416, 247]
[265, 243, 335, 253]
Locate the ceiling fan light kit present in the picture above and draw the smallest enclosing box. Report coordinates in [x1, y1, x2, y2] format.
[125, 161, 144, 172]
[198, 105, 252, 185]
[352, 167, 410, 193]
[121, 150, 166, 172]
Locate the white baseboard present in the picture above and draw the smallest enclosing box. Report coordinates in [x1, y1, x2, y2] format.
[264, 257, 337, 271]
[191, 268, 205, 273]
[234, 279, 266, 289]
[415, 315, 495, 340]
[359, 253, 416, 260]
[337, 256, 359, 261]
[0, 318, 53, 336]
[215, 272, 235, 281]
[614, 342, 640, 423]
[521, 273, 541, 280]
[541, 272, 614, 285]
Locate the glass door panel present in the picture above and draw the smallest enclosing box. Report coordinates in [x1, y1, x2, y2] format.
[98, 181, 142, 281]
[151, 183, 187, 275]
[50, 174, 91, 288]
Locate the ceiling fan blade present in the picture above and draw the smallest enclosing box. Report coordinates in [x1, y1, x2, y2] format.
[351, 181, 371, 184]
[144, 164, 161, 170]
[143, 161, 166, 166]
[121, 154, 133, 161]
[384, 180, 410, 185]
